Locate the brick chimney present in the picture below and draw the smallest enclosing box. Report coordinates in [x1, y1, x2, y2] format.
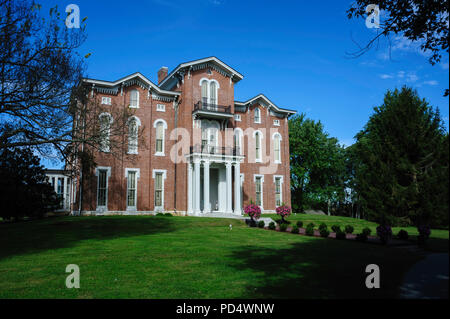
[158, 66, 168, 84]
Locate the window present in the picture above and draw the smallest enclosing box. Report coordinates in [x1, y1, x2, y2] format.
[130, 89, 139, 108]
[128, 117, 139, 154]
[275, 177, 282, 207]
[199, 78, 219, 106]
[154, 119, 167, 156]
[156, 104, 165, 112]
[273, 133, 281, 163]
[254, 175, 264, 208]
[210, 81, 217, 105]
[255, 131, 262, 162]
[57, 177, 64, 208]
[99, 113, 112, 152]
[234, 129, 243, 155]
[234, 114, 241, 121]
[101, 97, 111, 105]
[126, 170, 137, 209]
[273, 119, 280, 126]
[254, 108, 261, 123]
[97, 169, 108, 208]
[201, 80, 208, 104]
[153, 169, 166, 210]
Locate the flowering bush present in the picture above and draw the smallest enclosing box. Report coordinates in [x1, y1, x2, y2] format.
[418, 225, 431, 244]
[376, 224, 392, 245]
[244, 203, 261, 220]
[276, 205, 291, 223]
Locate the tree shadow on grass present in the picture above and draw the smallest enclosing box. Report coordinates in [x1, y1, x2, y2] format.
[229, 238, 423, 299]
[0, 216, 177, 260]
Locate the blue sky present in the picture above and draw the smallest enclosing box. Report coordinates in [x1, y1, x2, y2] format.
[41, 0, 449, 168]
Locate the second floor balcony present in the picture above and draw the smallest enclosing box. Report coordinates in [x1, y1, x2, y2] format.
[190, 144, 241, 156]
[193, 101, 233, 120]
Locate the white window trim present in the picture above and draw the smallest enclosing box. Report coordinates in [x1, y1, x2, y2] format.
[152, 169, 167, 211]
[234, 128, 243, 154]
[234, 114, 241, 121]
[253, 174, 264, 210]
[101, 96, 111, 105]
[254, 107, 261, 124]
[273, 175, 284, 207]
[156, 103, 166, 112]
[153, 119, 168, 156]
[199, 78, 220, 105]
[125, 168, 140, 211]
[129, 89, 139, 108]
[273, 119, 280, 126]
[99, 112, 113, 153]
[272, 132, 282, 164]
[127, 116, 141, 155]
[253, 130, 264, 163]
[95, 166, 111, 212]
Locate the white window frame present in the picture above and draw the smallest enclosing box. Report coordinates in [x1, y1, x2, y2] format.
[99, 112, 113, 153]
[272, 132, 282, 164]
[254, 107, 261, 124]
[253, 130, 263, 163]
[101, 96, 111, 105]
[253, 174, 264, 210]
[199, 78, 220, 105]
[273, 175, 284, 207]
[127, 116, 141, 155]
[156, 103, 166, 112]
[273, 119, 280, 126]
[234, 114, 241, 121]
[95, 166, 111, 212]
[129, 89, 139, 108]
[153, 119, 168, 156]
[152, 169, 167, 211]
[125, 168, 140, 211]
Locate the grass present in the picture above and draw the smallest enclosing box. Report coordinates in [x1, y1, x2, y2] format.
[0, 215, 437, 298]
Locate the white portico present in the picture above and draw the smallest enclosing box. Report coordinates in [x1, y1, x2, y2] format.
[187, 150, 244, 216]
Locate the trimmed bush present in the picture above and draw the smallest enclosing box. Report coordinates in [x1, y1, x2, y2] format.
[362, 227, 372, 236]
[355, 233, 368, 242]
[257, 220, 265, 228]
[291, 226, 299, 234]
[156, 213, 164, 216]
[335, 231, 346, 240]
[164, 213, 173, 216]
[279, 223, 288, 232]
[376, 224, 393, 245]
[305, 224, 315, 236]
[345, 225, 354, 234]
[331, 225, 341, 233]
[318, 223, 327, 232]
[320, 228, 330, 238]
[397, 229, 409, 240]
[296, 221, 303, 228]
[268, 221, 276, 230]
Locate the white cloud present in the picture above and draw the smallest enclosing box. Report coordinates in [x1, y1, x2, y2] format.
[423, 80, 438, 86]
[406, 72, 419, 83]
[379, 74, 393, 79]
[397, 71, 405, 78]
[441, 61, 449, 70]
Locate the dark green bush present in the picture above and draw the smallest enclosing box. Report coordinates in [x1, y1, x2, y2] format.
[257, 220, 265, 228]
[305, 224, 315, 236]
[164, 213, 173, 216]
[291, 226, 299, 234]
[362, 227, 372, 236]
[279, 223, 288, 232]
[331, 225, 341, 233]
[320, 228, 330, 238]
[156, 213, 164, 216]
[355, 233, 368, 242]
[345, 225, 354, 234]
[319, 223, 327, 231]
[307, 222, 315, 228]
[335, 231, 346, 240]
[296, 221, 303, 228]
[268, 221, 276, 230]
[397, 229, 409, 240]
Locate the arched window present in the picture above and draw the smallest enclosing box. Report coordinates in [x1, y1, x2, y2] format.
[154, 119, 167, 156]
[99, 113, 112, 152]
[199, 78, 219, 107]
[130, 89, 139, 108]
[254, 108, 261, 123]
[201, 80, 208, 104]
[273, 133, 282, 163]
[255, 131, 261, 162]
[127, 116, 141, 154]
[210, 81, 217, 105]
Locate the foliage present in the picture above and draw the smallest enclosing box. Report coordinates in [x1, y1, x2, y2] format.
[0, 148, 59, 220]
[276, 205, 291, 221]
[268, 221, 276, 230]
[164, 213, 173, 217]
[362, 227, 372, 236]
[418, 225, 431, 244]
[318, 223, 327, 232]
[296, 221, 304, 228]
[279, 223, 288, 232]
[305, 224, 315, 236]
[319, 226, 330, 238]
[257, 220, 265, 228]
[244, 204, 261, 220]
[397, 229, 409, 240]
[345, 225, 354, 234]
[355, 233, 368, 242]
[335, 231, 346, 240]
[352, 87, 449, 229]
[156, 213, 164, 216]
[331, 225, 341, 233]
[307, 222, 315, 228]
[376, 224, 393, 244]
[291, 226, 299, 234]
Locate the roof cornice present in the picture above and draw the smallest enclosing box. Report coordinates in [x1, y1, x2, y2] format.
[235, 94, 297, 115]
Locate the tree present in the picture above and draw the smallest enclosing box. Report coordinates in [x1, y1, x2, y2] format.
[347, 0, 449, 95]
[289, 114, 346, 214]
[352, 87, 448, 228]
[0, 147, 60, 221]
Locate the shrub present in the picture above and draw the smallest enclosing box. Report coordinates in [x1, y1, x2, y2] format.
[291, 226, 299, 234]
[276, 204, 292, 222]
[397, 229, 409, 240]
[244, 203, 261, 220]
[164, 213, 173, 216]
[307, 222, 315, 228]
[355, 233, 368, 242]
[257, 220, 265, 228]
[268, 222, 276, 230]
[320, 228, 330, 238]
[305, 224, 315, 236]
[279, 223, 288, 232]
[296, 221, 303, 228]
[362, 227, 372, 236]
[318, 223, 327, 232]
[331, 225, 341, 233]
[376, 224, 393, 244]
[345, 225, 354, 234]
[335, 231, 346, 240]
[156, 212, 164, 216]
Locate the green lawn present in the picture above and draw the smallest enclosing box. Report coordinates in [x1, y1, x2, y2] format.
[0, 215, 439, 298]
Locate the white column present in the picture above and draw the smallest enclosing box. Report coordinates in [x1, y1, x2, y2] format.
[233, 162, 241, 215]
[226, 161, 232, 214]
[203, 160, 210, 213]
[187, 162, 193, 214]
[194, 160, 201, 214]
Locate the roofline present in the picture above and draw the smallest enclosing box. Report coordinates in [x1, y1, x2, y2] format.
[235, 94, 297, 115]
[82, 72, 181, 96]
[159, 56, 244, 88]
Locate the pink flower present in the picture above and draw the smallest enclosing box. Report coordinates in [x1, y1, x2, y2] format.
[244, 204, 261, 219]
[276, 205, 291, 218]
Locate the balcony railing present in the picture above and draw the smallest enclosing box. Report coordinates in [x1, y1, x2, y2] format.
[190, 144, 241, 156]
[193, 101, 232, 114]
